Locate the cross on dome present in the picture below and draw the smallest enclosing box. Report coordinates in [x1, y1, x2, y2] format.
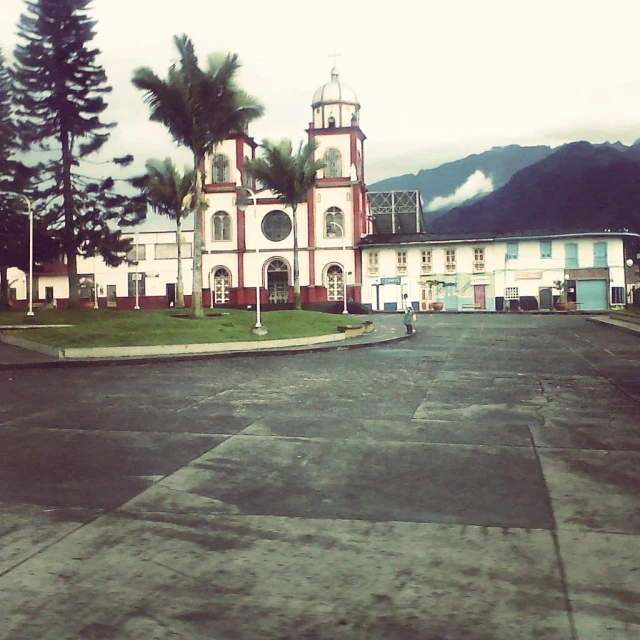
[329, 49, 341, 79]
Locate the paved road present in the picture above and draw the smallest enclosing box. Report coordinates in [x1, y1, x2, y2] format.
[0, 315, 639, 639]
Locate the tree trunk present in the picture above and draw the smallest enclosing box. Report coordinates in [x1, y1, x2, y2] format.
[175, 218, 185, 308]
[190, 154, 204, 318]
[0, 265, 10, 311]
[61, 129, 79, 309]
[292, 204, 301, 309]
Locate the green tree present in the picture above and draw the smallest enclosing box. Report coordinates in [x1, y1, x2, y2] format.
[132, 35, 264, 318]
[133, 158, 195, 308]
[0, 46, 21, 310]
[244, 139, 324, 309]
[12, 0, 145, 309]
[0, 47, 57, 310]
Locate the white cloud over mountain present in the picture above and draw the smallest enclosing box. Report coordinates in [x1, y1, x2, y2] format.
[426, 171, 494, 212]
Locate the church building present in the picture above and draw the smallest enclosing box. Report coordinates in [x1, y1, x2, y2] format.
[199, 65, 368, 308]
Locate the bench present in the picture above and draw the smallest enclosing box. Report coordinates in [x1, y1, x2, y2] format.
[462, 303, 481, 309]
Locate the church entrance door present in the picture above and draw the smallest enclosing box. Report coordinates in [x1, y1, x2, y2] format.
[267, 259, 290, 304]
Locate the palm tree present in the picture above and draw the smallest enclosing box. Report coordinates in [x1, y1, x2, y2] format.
[134, 158, 194, 308]
[244, 139, 324, 310]
[132, 35, 263, 318]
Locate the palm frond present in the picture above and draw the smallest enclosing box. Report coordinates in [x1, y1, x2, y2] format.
[245, 138, 323, 207]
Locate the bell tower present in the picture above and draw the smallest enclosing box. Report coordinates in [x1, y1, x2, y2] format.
[307, 64, 367, 298]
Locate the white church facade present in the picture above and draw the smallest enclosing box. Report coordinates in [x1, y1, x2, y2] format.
[7, 66, 640, 312]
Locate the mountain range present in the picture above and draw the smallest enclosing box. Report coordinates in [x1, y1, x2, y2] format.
[369, 141, 640, 236]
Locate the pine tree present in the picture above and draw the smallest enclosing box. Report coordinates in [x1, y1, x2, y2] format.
[12, 0, 145, 308]
[0, 47, 53, 310]
[0, 46, 22, 310]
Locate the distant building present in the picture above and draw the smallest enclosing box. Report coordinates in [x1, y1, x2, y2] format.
[359, 231, 639, 312]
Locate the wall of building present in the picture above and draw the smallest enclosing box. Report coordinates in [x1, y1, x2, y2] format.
[360, 235, 631, 312]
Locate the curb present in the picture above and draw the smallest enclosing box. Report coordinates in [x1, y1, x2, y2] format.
[0, 331, 414, 371]
[586, 316, 640, 338]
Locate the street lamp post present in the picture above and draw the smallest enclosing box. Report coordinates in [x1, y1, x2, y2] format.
[209, 269, 214, 309]
[26, 196, 34, 317]
[236, 175, 267, 335]
[329, 221, 348, 315]
[134, 231, 140, 310]
[93, 254, 99, 309]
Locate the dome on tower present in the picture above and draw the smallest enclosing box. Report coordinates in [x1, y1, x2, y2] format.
[312, 67, 359, 108]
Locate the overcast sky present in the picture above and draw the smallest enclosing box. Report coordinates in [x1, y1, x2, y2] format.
[2, 0, 640, 193]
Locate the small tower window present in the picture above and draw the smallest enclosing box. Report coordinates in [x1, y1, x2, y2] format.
[212, 211, 232, 241]
[324, 148, 342, 178]
[327, 116, 336, 128]
[212, 154, 230, 183]
[325, 207, 344, 238]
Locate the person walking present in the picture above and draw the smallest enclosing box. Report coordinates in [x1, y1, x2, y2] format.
[403, 293, 415, 334]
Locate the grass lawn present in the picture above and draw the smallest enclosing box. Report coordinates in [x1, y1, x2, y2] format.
[0, 308, 347, 348]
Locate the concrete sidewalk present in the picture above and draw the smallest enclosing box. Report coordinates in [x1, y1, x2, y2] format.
[1, 314, 639, 639]
[588, 313, 640, 336]
[0, 313, 413, 369]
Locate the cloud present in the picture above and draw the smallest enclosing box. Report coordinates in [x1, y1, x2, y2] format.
[426, 171, 494, 212]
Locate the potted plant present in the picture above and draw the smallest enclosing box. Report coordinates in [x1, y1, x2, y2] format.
[423, 279, 447, 311]
[553, 279, 569, 311]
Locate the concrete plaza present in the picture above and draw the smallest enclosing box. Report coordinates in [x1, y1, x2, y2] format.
[0, 314, 639, 639]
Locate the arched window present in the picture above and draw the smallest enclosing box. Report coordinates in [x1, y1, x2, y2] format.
[213, 267, 231, 304]
[325, 207, 344, 238]
[212, 154, 230, 183]
[325, 264, 344, 301]
[212, 211, 232, 241]
[323, 148, 342, 178]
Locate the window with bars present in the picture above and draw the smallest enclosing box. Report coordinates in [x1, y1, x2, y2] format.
[212, 211, 232, 241]
[505, 287, 519, 300]
[421, 250, 432, 274]
[396, 251, 407, 275]
[212, 154, 230, 183]
[611, 286, 625, 304]
[473, 248, 485, 272]
[323, 148, 342, 178]
[367, 252, 379, 276]
[445, 249, 456, 273]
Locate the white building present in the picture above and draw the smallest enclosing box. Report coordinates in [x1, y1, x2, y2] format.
[360, 231, 639, 312]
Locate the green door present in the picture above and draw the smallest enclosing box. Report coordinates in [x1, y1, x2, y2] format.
[576, 280, 607, 311]
[540, 288, 553, 310]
